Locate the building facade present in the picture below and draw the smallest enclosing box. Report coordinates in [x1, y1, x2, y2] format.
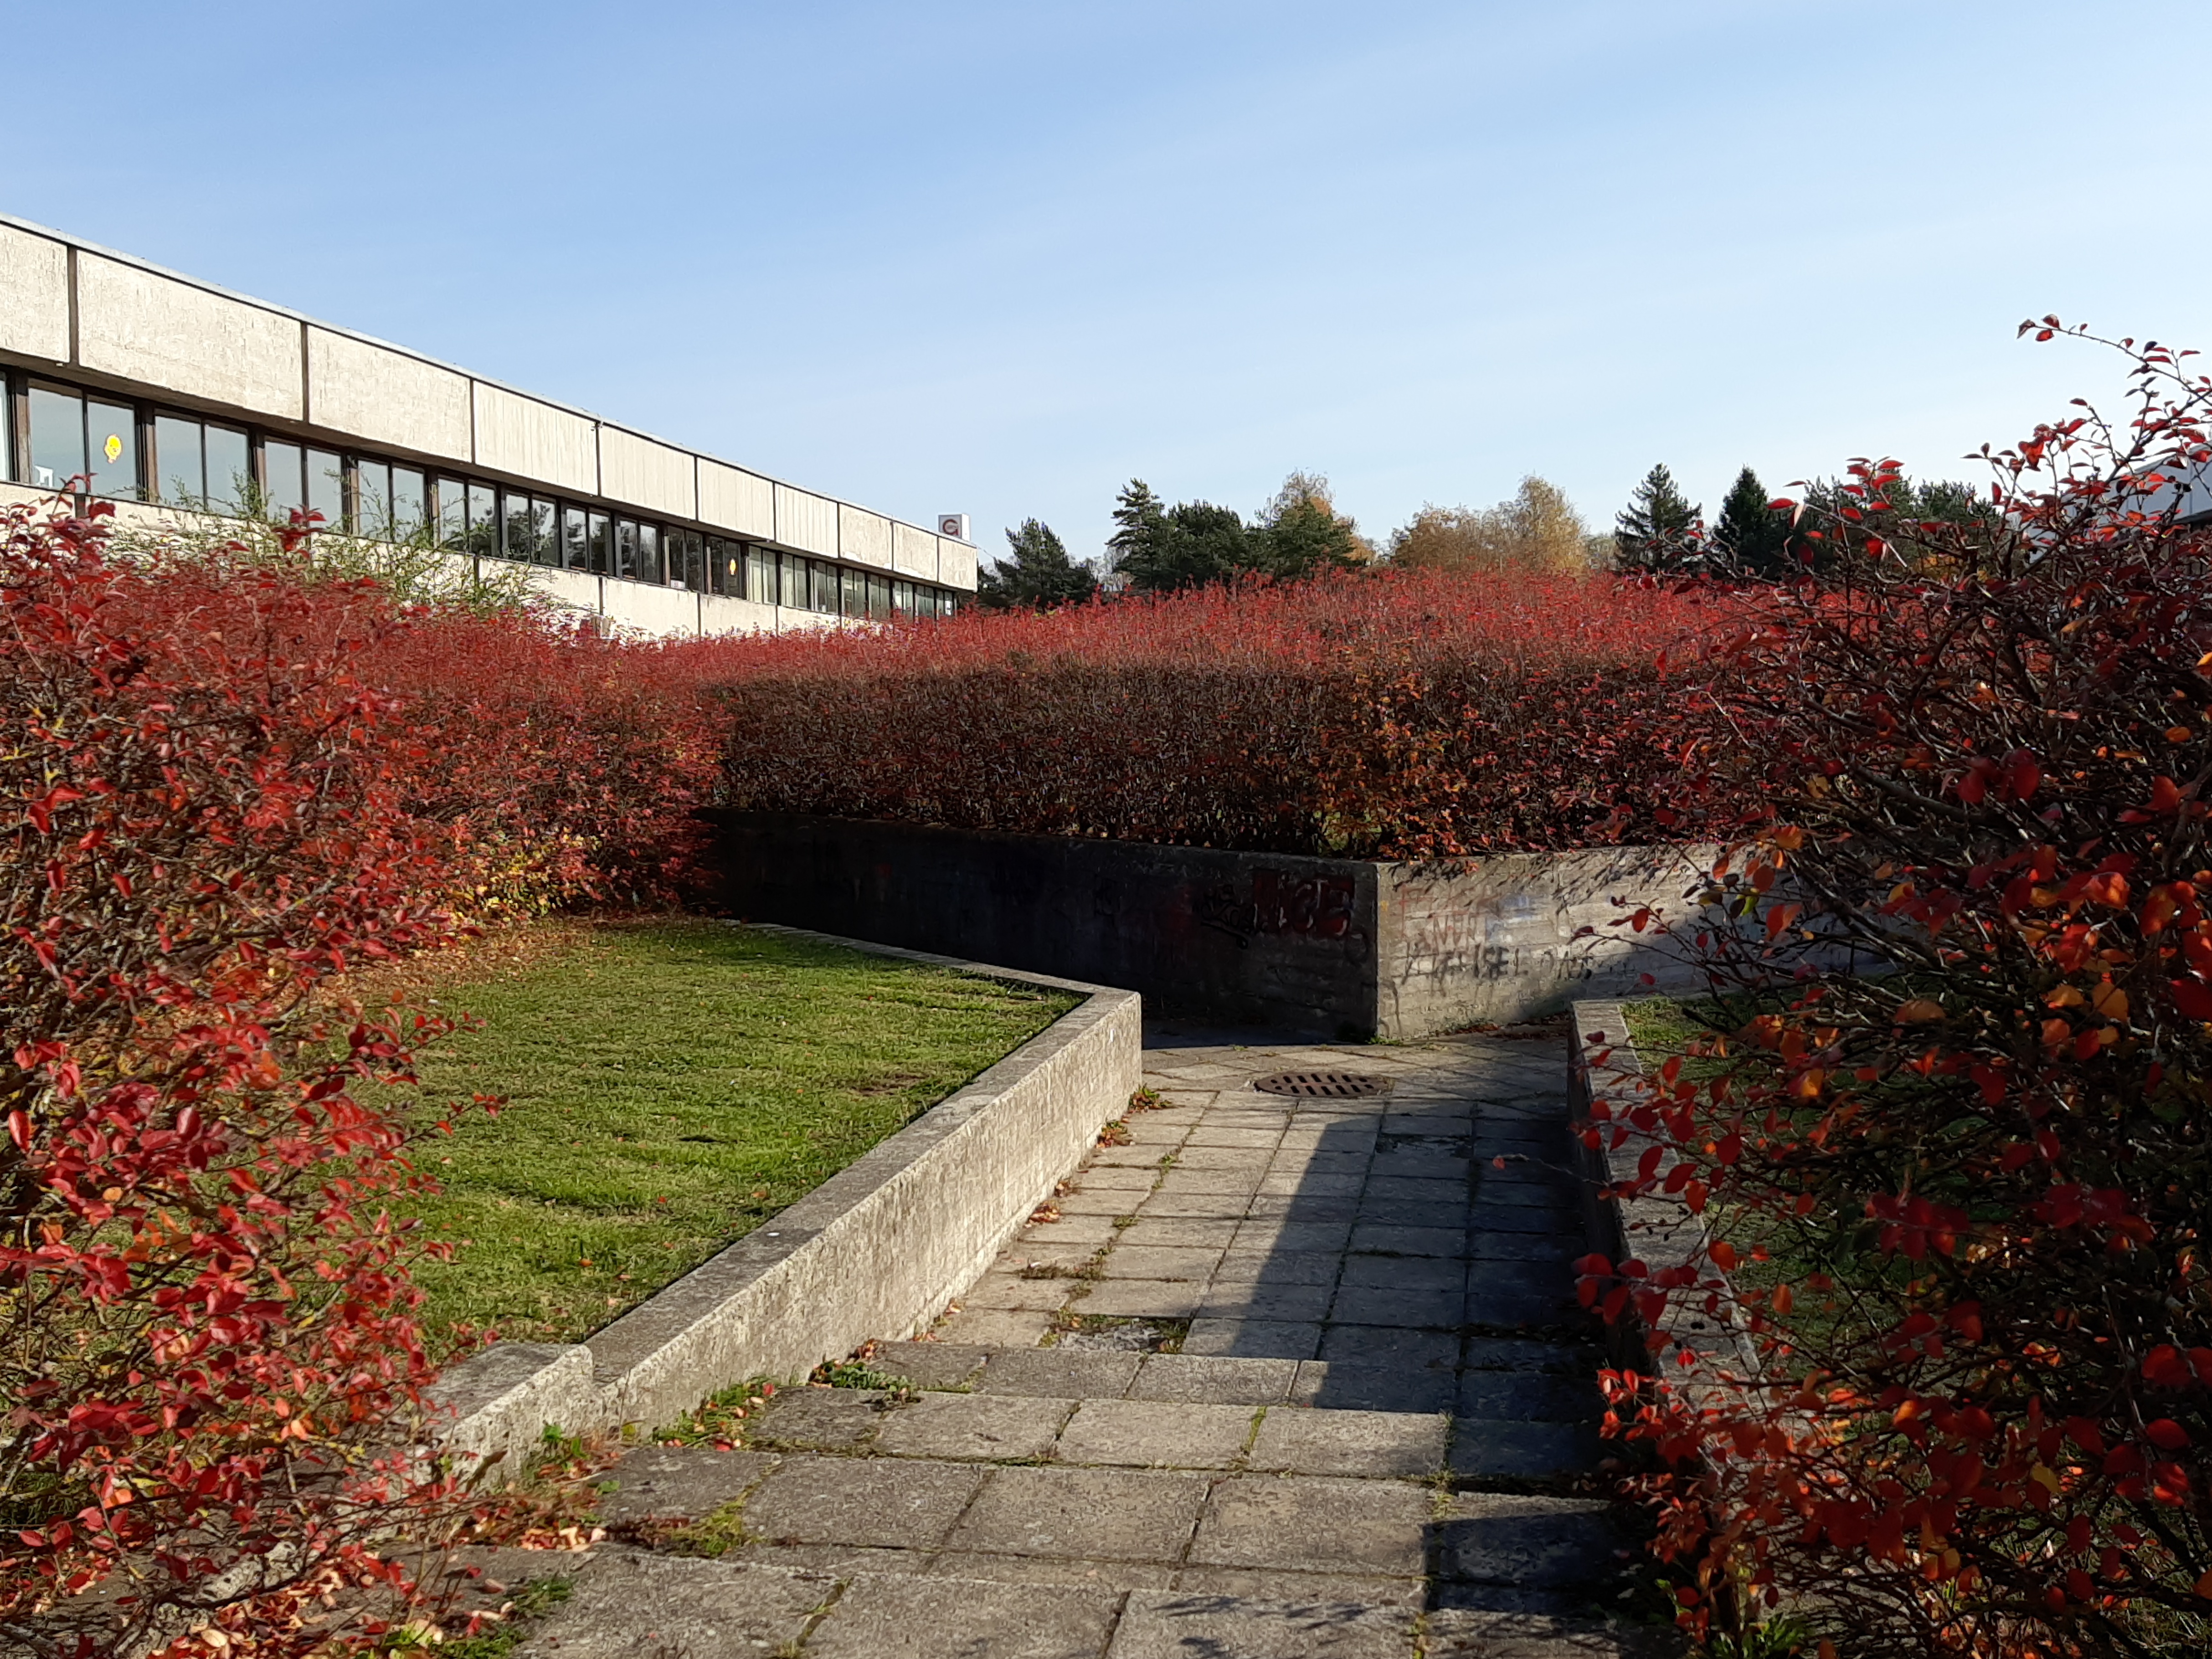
[0, 214, 977, 634]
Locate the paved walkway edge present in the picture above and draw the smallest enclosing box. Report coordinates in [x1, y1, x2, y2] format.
[427, 928, 1142, 1478]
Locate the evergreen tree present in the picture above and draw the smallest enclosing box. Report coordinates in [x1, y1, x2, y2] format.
[977, 518, 1098, 609]
[1710, 466, 1793, 578]
[1110, 479, 1250, 592]
[1249, 472, 1368, 579]
[1612, 464, 1704, 572]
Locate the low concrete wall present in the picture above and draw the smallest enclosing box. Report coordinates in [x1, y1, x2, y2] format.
[710, 812, 1708, 1039]
[426, 929, 1141, 1477]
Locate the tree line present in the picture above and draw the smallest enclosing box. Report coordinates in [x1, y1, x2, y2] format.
[977, 460, 1998, 608]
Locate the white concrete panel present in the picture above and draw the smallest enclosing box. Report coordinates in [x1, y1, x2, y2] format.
[839, 505, 893, 569]
[306, 328, 471, 461]
[601, 578, 700, 638]
[700, 591, 777, 637]
[0, 481, 52, 512]
[473, 384, 597, 495]
[936, 536, 978, 591]
[522, 565, 602, 617]
[77, 254, 304, 419]
[774, 484, 838, 556]
[0, 225, 69, 362]
[600, 428, 697, 519]
[698, 461, 774, 537]
[892, 522, 939, 579]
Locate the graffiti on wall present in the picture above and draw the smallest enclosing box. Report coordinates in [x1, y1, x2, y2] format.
[1198, 869, 1361, 949]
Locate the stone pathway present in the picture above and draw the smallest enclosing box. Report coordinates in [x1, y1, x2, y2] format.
[509, 1029, 1673, 1658]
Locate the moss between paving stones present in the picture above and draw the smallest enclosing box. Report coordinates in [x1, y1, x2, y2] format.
[386, 919, 1076, 1347]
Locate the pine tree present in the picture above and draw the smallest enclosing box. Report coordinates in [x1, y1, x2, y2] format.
[977, 518, 1098, 609]
[1110, 480, 1251, 592]
[1710, 466, 1792, 578]
[1612, 464, 1703, 572]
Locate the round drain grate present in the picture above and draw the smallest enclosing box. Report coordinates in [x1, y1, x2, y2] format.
[1251, 1071, 1394, 1099]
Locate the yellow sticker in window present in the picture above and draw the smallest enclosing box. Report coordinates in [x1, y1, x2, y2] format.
[103, 434, 123, 464]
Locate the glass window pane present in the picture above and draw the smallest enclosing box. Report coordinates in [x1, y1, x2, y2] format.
[499, 492, 532, 562]
[87, 400, 139, 501]
[306, 448, 344, 529]
[466, 481, 500, 557]
[748, 545, 775, 604]
[391, 467, 425, 538]
[261, 439, 305, 517]
[868, 574, 891, 620]
[154, 413, 204, 505]
[615, 519, 639, 581]
[588, 511, 611, 575]
[434, 478, 465, 547]
[841, 567, 865, 617]
[563, 506, 588, 571]
[638, 523, 663, 585]
[530, 498, 556, 566]
[353, 459, 390, 536]
[205, 426, 249, 515]
[777, 552, 798, 607]
[27, 383, 84, 492]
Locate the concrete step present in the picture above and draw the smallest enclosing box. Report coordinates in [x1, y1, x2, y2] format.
[510, 1546, 1677, 1658]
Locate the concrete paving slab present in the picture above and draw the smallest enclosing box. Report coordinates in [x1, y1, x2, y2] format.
[1101, 1246, 1223, 1282]
[1466, 1232, 1579, 1262]
[1434, 1493, 1626, 1589]
[1448, 1419, 1601, 1481]
[744, 1455, 986, 1550]
[1083, 1163, 1165, 1188]
[938, 1308, 1058, 1347]
[1210, 1249, 1342, 1285]
[1246, 1409, 1448, 1478]
[1348, 1225, 1469, 1258]
[870, 1342, 990, 1391]
[927, 1552, 1175, 1591]
[1456, 1371, 1603, 1422]
[513, 1548, 829, 1659]
[1076, 1280, 1207, 1318]
[1194, 1282, 1334, 1322]
[1316, 1325, 1460, 1371]
[752, 1387, 893, 1451]
[977, 1348, 1143, 1400]
[1232, 1220, 1353, 1254]
[948, 1465, 1212, 1563]
[1184, 1127, 1284, 1149]
[1130, 1355, 1299, 1405]
[1421, 1611, 1682, 1657]
[1460, 1336, 1599, 1373]
[739, 1540, 927, 1576]
[1354, 1202, 1472, 1233]
[967, 1271, 1083, 1312]
[1060, 1187, 1153, 1215]
[808, 1572, 1123, 1659]
[1175, 1145, 1276, 1170]
[1188, 1475, 1430, 1575]
[1139, 1191, 1257, 1220]
[593, 1447, 779, 1524]
[1107, 1590, 1416, 1658]
[1329, 1286, 1464, 1330]
[1339, 1254, 1462, 1292]
[1157, 1168, 1266, 1196]
[1119, 1217, 1240, 1249]
[1167, 1567, 1425, 1608]
[1247, 1190, 1363, 1217]
[1179, 1319, 1323, 1360]
[874, 1391, 1075, 1461]
[1055, 1399, 1256, 1469]
[1290, 1363, 1456, 1414]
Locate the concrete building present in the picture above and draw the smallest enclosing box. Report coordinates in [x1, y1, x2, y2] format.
[0, 214, 977, 634]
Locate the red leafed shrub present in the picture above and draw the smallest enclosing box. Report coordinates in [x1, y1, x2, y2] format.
[708, 568, 1745, 857]
[1584, 328, 2212, 1655]
[0, 505, 484, 1650]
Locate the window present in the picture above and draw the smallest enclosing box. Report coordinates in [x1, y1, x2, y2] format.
[434, 477, 466, 547]
[588, 510, 611, 574]
[391, 466, 425, 537]
[840, 566, 866, 618]
[204, 425, 248, 515]
[748, 544, 777, 604]
[616, 518, 639, 580]
[868, 574, 892, 621]
[154, 412, 204, 505]
[353, 458, 391, 536]
[563, 505, 589, 571]
[669, 528, 705, 592]
[262, 439, 305, 517]
[307, 448, 344, 528]
[27, 382, 89, 494]
[465, 481, 500, 558]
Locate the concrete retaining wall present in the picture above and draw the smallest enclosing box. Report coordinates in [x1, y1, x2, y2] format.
[710, 812, 1709, 1040]
[425, 929, 1141, 1478]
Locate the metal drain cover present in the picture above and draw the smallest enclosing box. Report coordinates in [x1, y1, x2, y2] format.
[1251, 1071, 1393, 1099]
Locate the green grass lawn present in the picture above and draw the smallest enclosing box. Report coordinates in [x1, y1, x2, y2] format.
[386, 920, 1077, 1348]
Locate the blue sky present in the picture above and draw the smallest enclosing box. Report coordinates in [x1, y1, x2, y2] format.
[13, 1, 2211, 562]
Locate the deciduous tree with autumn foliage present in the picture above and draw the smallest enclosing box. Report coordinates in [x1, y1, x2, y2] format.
[1581, 322, 2212, 1657]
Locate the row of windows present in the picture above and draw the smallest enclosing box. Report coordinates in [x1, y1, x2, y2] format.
[2, 374, 961, 618]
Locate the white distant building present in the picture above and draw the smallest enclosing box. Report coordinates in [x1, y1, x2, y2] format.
[0, 214, 977, 634]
